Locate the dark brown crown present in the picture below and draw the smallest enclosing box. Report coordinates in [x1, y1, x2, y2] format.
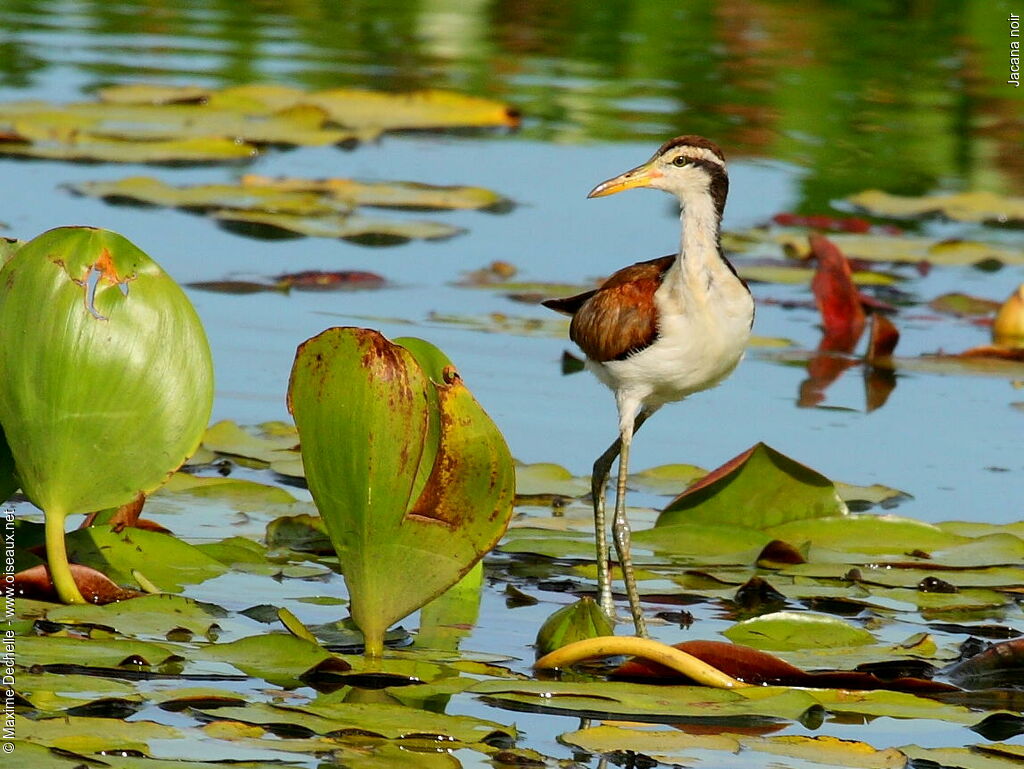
[655, 135, 726, 164]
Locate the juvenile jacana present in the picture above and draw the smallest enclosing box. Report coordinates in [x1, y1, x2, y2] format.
[543, 136, 754, 637]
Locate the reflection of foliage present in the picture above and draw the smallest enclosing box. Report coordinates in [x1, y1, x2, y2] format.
[0, 0, 1017, 204]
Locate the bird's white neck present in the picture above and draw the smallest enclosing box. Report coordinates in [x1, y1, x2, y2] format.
[674, 190, 725, 290]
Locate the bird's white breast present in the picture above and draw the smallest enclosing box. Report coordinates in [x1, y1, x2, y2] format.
[589, 268, 753, 412]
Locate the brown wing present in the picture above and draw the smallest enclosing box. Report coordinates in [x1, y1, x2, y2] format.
[543, 255, 675, 363]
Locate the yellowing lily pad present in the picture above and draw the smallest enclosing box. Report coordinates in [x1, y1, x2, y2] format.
[0, 133, 257, 164]
[69, 177, 343, 215]
[213, 209, 463, 243]
[241, 174, 509, 211]
[848, 189, 1024, 225]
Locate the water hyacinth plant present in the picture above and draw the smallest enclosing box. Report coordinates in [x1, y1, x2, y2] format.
[288, 327, 515, 657]
[0, 227, 214, 603]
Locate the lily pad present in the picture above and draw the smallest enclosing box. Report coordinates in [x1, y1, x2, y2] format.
[241, 173, 509, 211]
[213, 208, 463, 243]
[0, 133, 257, 164]
[46, 594, 228, 638]
[658, 443, 847, 529]
[848, 189, 1024, 225]
[193, 633, 343, 686]
[723, 611, 876, 651]
[65, 525, 228, 592]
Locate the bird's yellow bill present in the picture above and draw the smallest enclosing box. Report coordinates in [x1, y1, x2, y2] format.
[587, 160, 662, 198]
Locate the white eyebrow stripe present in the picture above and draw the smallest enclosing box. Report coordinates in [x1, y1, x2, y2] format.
[677, 147, 726, 167]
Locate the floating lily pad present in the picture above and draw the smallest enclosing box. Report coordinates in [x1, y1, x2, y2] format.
[658, 443, 847, 529]
[241, 173, 509, 211]
[46, 594, 228, 639]
[723, 611, 875, 651]
[65, 525, 228, 592]
[848, 189, 1024, 225]
[213, 208, 463, 243]
[0, 133, 257, 164]
[193, 633, 342, 686]
[562, 726, 907, 769]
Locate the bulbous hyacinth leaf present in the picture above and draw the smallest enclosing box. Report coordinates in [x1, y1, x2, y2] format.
[287, 328, 514, 656]
[658, 442, 847, 529]
[0, 227, 214, 517]
[535, 597, 614, 658]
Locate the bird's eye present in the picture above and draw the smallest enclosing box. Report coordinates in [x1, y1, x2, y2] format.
[672, 156, 688, 167]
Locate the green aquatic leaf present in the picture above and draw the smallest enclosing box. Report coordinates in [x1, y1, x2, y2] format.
[929, 292, 1003, 317]
[513, 461, 590, 496]
[287, 328, 514, 655]
[15, 634, 177, 668]
[658, 443, 847, 529]
[69, 176, 343, 215]
[15, 714, 185, 754]
[193, 633, 341, 686]
[65, 525, 227, 592]
[213, 208, 463, 243]
[265, 513, 333, 554]
[471, 678, 819, 721]
[723, 611, 875, 651]
[0, 227, 214, 603]
[765, 515, 967, 554]
[561, 726, 907, 769]
[632, 522, 772, 559]
[0, 132, 257, 163]
[848, 189, 1024, 224]
[628, 463, 708, 495]
[240, 173, 509, 211]
[46, 594, 227, 639]
[535, 597, 613, 657]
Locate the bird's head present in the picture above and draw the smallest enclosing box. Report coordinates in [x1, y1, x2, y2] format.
[587, 135, 728, 213]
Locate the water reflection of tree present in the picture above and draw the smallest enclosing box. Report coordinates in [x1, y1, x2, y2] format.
[0, 0, 1019, 201]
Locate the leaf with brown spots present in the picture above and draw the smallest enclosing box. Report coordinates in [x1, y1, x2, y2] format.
[287, 328, 514, 656]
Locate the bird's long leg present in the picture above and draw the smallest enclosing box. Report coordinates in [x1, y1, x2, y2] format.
[611, 405, 648, 638]
[591, 407, 653, 622]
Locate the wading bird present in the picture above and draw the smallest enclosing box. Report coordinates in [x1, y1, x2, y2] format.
[543, 136, 754, 637]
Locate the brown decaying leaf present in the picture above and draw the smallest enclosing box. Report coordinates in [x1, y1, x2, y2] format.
[612, 639, 957, 694]
[14, 563, 143, 604]
[274, 270, 386, 291]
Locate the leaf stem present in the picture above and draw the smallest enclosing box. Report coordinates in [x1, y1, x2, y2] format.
[534, 636, 749, 689]
[45, 512, 86, 604]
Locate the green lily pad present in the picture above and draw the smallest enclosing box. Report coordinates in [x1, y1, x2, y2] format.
[658, 443, 847, 529]
[193, 633, 341, 686]
[0, 133, 257, 164]
[471, 679, 819, 722]
[15, 714, 185, 754]
[765, 515, 967, 554]
[513, 461, 590, 496]
[46, 594, 227, 638]
[65, 525, 228, 592]
[723, 611, 875, 651]
[241, 173, 509, 211]
[929, 292, 1003, 317]
[15, 634, 177, 668]
[213, 208, 463, 243]
[561, 726, 908, 769]
[627, 463, 708, 495]
[848, 189, 1024, 225]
